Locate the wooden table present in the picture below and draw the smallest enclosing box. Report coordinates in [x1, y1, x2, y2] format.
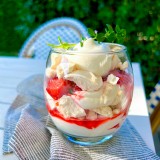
[0, 57, 155, 159]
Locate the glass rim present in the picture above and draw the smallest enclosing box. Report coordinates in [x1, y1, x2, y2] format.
[50, 42, 127, 55]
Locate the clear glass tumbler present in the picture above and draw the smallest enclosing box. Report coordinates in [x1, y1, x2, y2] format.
[44, 43, 134, 146]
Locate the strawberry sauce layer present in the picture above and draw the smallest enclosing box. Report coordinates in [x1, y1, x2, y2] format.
[47, 103, 128, 129]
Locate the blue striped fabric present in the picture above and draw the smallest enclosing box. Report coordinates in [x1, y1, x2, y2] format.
[9, 105, 50, 160]
[3, 96, 28, 154]
[3, 103, 160, 160]
[2, 74, 160, 160]
[47, 116, 160, 160]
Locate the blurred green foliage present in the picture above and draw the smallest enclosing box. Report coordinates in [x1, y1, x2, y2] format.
[0, 0, 160, 97]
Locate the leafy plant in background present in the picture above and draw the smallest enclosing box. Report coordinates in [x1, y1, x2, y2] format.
[0, 0, 160, 97]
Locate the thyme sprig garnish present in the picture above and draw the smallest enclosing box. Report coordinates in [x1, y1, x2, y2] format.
[47, 36, 76, 50]
[47, 24, 126, 50]
[87, 24, 126, 44]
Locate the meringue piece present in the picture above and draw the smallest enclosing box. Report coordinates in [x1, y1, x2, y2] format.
[110, 54, 121, 71]
[113, 108, 121, 114]
[93, 106, 113, 117]
[119, 61, 128, 70]
[110, 89, 124, 106]
[107, 74, 119, 85]
[73, 82, 123, 110]
[86, 110, 97, 120]
[45, 67, 56, 78]
[45, 90, 56, 110]
[64, 70, 103, 91]
[110, 45, 122, 52]
[57, 95, 86, 118]
[97, 114, 107, 119]
[56, 62, 76, 78]
[51, 53, 62, 69]
[78, 116, 86, 120]
[56, 65, 64, 78]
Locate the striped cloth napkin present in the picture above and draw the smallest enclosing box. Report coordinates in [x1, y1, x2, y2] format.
[3, 74, 160, 160]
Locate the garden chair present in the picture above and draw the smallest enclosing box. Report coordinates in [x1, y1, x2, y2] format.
[147, 81, 160, 134]
[18, 17, 89, 59]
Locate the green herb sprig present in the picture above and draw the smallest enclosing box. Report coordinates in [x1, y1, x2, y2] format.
[47, 36, 76, 50]
[47, 25, 126, 50]
[87, 24, 126, 44]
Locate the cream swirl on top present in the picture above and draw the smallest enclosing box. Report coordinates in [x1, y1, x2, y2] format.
[65, 38, 128, 76]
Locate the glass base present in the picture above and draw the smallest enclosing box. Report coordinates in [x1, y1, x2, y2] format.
[64, 134, 113, 146]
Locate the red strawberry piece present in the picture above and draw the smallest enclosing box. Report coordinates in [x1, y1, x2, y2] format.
[73, 85, 82, 92]
[46, 78, 72, 100]
[46, 77, 83, 100]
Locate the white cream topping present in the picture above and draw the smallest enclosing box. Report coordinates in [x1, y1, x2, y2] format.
[66, 38, 127, 76]
[73, 38, 110, 53]
[66, 53, 113, 76]
[64, 70, 103, 91]
[72, 82, 123, 110]
[57, 95, 86, 118]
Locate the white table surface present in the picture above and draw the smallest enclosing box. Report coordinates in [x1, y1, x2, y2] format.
[0, 57, 155, 159]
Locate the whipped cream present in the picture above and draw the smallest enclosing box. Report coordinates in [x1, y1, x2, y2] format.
[66, 38, 127, 76]
[73, 38, 110, 53]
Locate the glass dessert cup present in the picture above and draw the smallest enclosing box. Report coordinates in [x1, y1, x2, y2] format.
[44, 41, 134, 146]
